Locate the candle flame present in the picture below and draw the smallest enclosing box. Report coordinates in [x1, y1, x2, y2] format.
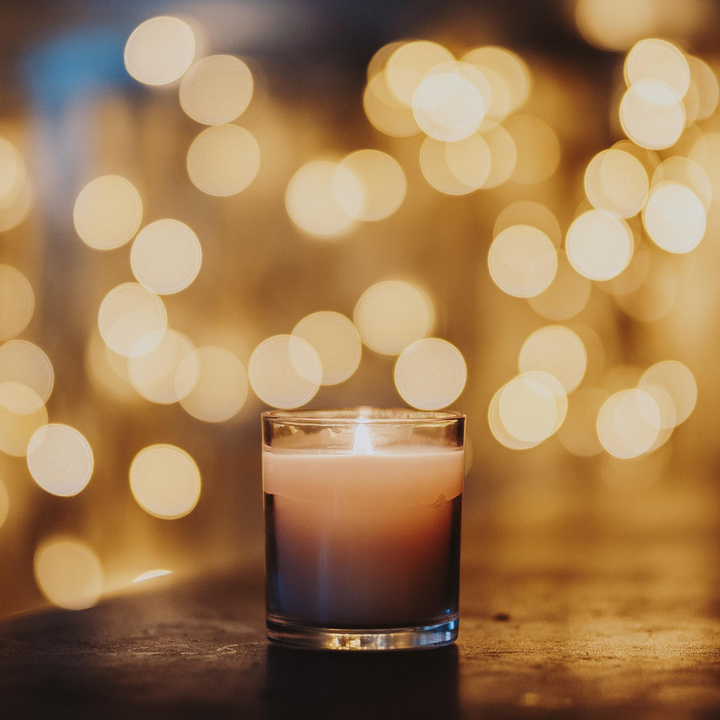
[352, 423, 374, 454]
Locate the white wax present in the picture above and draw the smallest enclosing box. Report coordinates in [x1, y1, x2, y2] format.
[263, 446, 463, 627]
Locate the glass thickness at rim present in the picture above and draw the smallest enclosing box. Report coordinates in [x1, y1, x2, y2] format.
[263, 408, 465, 426]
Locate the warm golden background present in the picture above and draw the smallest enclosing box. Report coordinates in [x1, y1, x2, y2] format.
[1, 0, 719, 616]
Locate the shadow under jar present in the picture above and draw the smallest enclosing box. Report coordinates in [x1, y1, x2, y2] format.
[262, 409, 465, 650]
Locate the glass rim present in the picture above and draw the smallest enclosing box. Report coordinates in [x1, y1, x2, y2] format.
[262, 407, 465, 426]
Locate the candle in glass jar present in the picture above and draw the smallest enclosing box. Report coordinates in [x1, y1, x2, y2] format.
[263, 414, 464, 646]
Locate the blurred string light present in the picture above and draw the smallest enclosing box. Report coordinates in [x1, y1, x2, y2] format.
[686, 55, 719, 120]
[584, 148, 649, 218]
[689, 133, 720, 199]
[27, 424, 94, 497]
[488, 225, 557, 298]
[336, 150, 406, 221]
[130, 219, 202, 294]
[652, 157, 712, 211]
[0, 340, 54, 410]
[489, 371, 567, 449]
[519, 326, 587, 393]
[619, 39, 690, 150]
[353, 280, 434, 355]
[178, 346, 247, 421]
[128, 329, 198, 405]
[0, 137, 26, 209]
[248, 335, 321, 408]
[130, 444, 201, 519]
[363, 71, 420, 137]
[124, 16, 195, 86]
[98, 283, 167, 358]
[0, 384, 48, 457]
[575, 0, 657, 51]
[444, 134, 492, 191]
[566, 210, 633, 280]
[0, 137, 33, 233]
[386, 41, 454, 106]
[34, 538, 103, 610]
[187, 124, 260, 196]
[639, 360, 697, 426]
[411, 62, 488, 142]
[394, 338, 467, 410]
[494, 201, 562, 247]
[597, 388, 660, 459]
[179, 54, 253, 125]
[285, 160, 359, 237]
[0, 265, 34, 340]
[291, 312, 361, 385]
[73, 176, 143, 250]
[642, 182, 706, 253]
[461, 46, 531, 113]
[480, 125, 517, 188]
[0, 479, 8, 529]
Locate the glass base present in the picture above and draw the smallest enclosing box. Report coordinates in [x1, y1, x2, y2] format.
[267, 615, 458, 651]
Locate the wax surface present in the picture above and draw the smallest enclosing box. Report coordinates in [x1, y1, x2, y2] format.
[263, 446, 463, 628]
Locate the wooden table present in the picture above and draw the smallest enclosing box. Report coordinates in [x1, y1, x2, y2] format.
[2, 527, 719, 719]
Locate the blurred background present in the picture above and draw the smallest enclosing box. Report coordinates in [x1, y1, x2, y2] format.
[1, 0, 720, 616]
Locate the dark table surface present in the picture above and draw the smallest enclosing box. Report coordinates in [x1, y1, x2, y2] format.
[2, 527, 720, 720]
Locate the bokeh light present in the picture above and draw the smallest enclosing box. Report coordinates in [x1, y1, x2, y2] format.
[461, 46, 531, 113]
[527, 255, 591, 321]
[363, 71, 420, 137]
[129, 329, 198, 405]
[444, 133, 492, 191]
[612, 253, 677, 322]
[488, 225, 557, 298]
[27, 424, 94, 497]
[619, 82, 685, 150]
[179, 54, 253, 125]
[584, 149, 648, 218]
[292, 312, 361, 385]
[131, 219, 202, 294]
[34, 538, 103, 610]
[0, 383, 48, 457]
[566, 210, 633, 281]
[0, 137, 26, 209]
[689, 133, 720, 200]
[385, 40, 454, 106]
[130, 444, 201, 519]
[519, 325, 587, 393]
[639, 360, 697, 426]
[178, 346, 247, 422]
[187, 124, 260, 197]
[597, 388, 660, 459]
[0, 265, 34, 340]
[0, 173, 33, 232]
[336, 150, 406, 221]
[494, 201, 562, 247]
[652, 157, 712, 211]
[124, 16, 195, 86]
[686, 55, 719, 120]
[624, 39, 690, 101]
[420, 136, 476, 195]
[84, 329, 138, 403]
[493, 371, 567, 446]
[98, 283, 167, 358]
[575, 0, 656, 52]
[557, 387, 609, 457]
[412, 62, 487, 142]
[285, 160, 359, 237]
[0, 340, 54, 409]
[643, 182, 706, 253]
[504, 115, 560, 184]
[73, 176, 143, 251]
[248, 335, 321, 408]
[354, 280, 434, 355]
[394, 338, 467, 410]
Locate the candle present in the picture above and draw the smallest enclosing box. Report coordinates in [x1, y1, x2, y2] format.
[262, 409, 465, 650]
